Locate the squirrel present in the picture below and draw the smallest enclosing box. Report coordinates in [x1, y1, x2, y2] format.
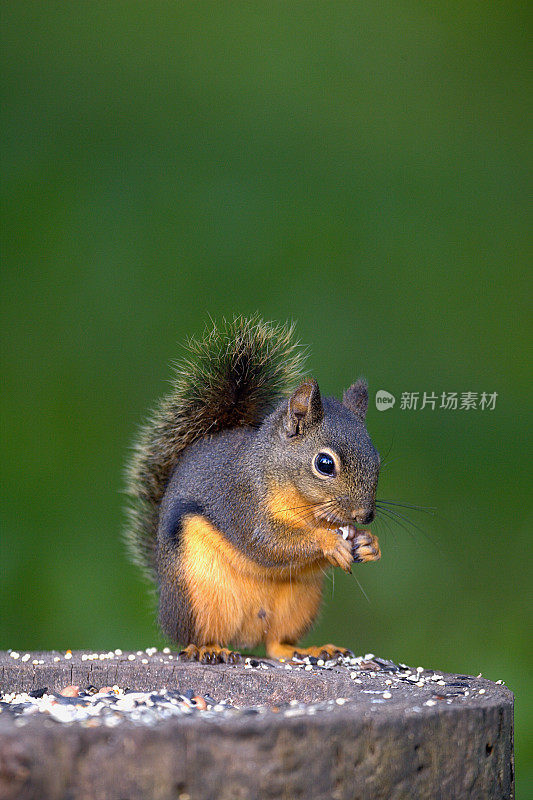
[125, 316, 381, 664]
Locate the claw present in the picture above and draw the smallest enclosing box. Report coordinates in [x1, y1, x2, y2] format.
[179, 644, 241, 665]
[227, 650, 242, 664]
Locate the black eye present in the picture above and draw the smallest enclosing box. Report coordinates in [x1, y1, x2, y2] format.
[314, 452, 336, 477]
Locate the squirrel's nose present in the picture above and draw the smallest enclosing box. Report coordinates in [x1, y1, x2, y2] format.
[351, 507, 374, 525]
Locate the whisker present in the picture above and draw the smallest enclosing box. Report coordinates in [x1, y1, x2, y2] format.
[376, 506, 427, 535]
[352, 572, 370, 604]
[377, 506, 418, 543]
[377, 499, 436, 514]
[379, 455, 401, 470]
[383, 515, 400, 546]
[296, 500, 340, 526]
[276, 498, 339, 516]
[377, 506, 443, 554]
[373, 514, 398, 546]
[380, 434, 395, 465]
[273, 498, 340, 526]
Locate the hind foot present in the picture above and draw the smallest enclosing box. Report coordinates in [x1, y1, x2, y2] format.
[266, 641, 353, 661]
[178, 644, 242, 664]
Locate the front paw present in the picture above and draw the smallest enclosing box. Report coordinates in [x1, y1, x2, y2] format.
[321, 533, 354, 573]
[352, 529, 381, 563]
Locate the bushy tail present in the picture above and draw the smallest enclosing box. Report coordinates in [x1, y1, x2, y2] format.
[125, 316, 306, 582]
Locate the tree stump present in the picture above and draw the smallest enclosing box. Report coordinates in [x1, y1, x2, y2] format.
[0, 650, 514, 800]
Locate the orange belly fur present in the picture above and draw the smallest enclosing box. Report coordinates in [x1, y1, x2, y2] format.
[179, 515, 324, 649]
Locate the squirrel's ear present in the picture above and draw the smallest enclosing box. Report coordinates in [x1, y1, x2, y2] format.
[342, 378, 368, 420]
[284, 378, 323, 437]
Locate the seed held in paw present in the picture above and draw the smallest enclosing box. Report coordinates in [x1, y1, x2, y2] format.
[338, 524, 358, 541]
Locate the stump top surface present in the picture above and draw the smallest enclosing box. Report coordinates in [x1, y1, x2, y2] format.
[0, 648, 512, 721]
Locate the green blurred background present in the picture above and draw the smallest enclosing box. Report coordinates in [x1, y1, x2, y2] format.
[2, 1, 531, 792]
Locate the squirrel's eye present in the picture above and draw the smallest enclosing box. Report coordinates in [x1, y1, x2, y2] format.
[314, 452, 336, 477]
